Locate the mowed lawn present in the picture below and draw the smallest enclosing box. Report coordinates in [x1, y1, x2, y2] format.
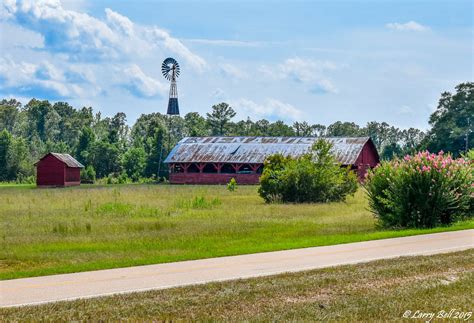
[0, 184, 473, 280]
[2, 250, 473, 321]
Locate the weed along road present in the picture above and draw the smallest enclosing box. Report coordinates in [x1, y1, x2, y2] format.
[2, 230, 473, 308]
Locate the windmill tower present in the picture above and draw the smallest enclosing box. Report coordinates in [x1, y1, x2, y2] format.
[162, 57, 180, 115]
[158, 57, 180, 179]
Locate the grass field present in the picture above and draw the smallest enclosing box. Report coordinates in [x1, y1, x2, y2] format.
[2, 249, 472, 321]
[1, 184, 473, 280]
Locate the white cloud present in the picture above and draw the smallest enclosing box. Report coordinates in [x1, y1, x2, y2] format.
[145, 27, 206, 71]
[121, 64, 167, 98]
[231, 98, 303, 121]
[2, 0, 206, 70]
[0, 22, 44, 49]
[259, 57, 339, 94]
[279, 57, 338, 82]
[105, 8, 134, 36]
[0, 57, 86, 97]
[219, 63, 246, 79]
[184, 38, 262, 47]
[311, 79, 338, 94]
[385, 21, 429, 32]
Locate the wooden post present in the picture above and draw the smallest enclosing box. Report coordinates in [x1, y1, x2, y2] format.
[213, 163, 223, 173]
[182, 163, 190, 173]
[197, 163, 206, 173]
[231, 164, 242, 173]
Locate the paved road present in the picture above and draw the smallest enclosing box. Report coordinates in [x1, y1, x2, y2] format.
[1, 229, 473, 308]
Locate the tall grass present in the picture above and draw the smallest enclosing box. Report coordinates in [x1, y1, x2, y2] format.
[0, 184, 472, 280]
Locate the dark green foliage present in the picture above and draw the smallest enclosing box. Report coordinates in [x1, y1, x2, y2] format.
[365, 151, 473, 228]
[0, 99, 20, 133]
[184, 112, 209, 136]
[424, 82, 474, 156]
[122, 147, 146, 181]
[258, 139, 358, 203]
[80, 166, 96, 184]
[326, 121, 362, 137]
[0, 129, 12, 181]
[90, 141, 121, 178]
[76, 127, 95, 165]
[206, 102, 236, 135]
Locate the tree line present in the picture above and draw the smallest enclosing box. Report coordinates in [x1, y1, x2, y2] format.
[0, 82, 472, 183]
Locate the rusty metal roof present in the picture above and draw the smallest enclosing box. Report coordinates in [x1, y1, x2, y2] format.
[164, 137, 372, 165]
[35, 153, 84, 168]
[51, 153, 84, 168]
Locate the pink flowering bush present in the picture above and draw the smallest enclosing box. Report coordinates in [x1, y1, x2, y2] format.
[365, 151, 473, 228]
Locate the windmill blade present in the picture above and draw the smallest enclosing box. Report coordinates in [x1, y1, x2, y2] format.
[162, 57, 180, 80]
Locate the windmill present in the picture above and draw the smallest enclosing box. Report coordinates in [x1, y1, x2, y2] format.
[162, 57, 180, 115]
[158, 57, 180, 179]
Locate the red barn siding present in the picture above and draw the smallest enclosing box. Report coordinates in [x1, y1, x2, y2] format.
[170, 173, 260, 185]
[64, 167, 81, 186]
[354, 140, 380, 180]
[36, 155, 66, 186]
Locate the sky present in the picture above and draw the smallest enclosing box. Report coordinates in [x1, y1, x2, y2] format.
[0, 0, 472, 129]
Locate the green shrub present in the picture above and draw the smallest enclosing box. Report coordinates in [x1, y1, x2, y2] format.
[81, 165, 96, 184]
[176, 196, 221, 209]
[463, 149, 474, 162]
[106, 172, 130, 184]
[227, 178, 237, 192]
[365, 151, 473, 228]
[258, 139, 358, 203]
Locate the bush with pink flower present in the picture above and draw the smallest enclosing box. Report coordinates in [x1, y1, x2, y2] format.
[365, 151, 473, 228]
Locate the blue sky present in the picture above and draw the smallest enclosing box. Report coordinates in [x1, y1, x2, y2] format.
[0, 0, 472, 129]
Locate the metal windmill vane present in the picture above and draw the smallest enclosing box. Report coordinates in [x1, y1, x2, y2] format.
[162, 57, 180, 115]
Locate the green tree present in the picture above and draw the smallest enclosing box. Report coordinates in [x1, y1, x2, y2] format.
[206, 102, 236, 135]
[76, 127, 96, 165]
[293, 121, 313, 136]
[327, 121, 361, 137]
[311, 124, 326, 137]
[90, 141, 121, 178]
[131, 113, 168, 178]
[268, 121, 295, 136]
[400, 128, 425, 155]
[363, 121, 392, 150]
[24, 99, 52, 141]
[253, 119, 270, 136]
[122, 147, 147, 181]
[8, 136, 32, 181]
[0, 99, 20, 133]
[424, 82, 473, 156]
[381, 142, 402, 160]
[108, 112, 128, 145]
[0, 129, 12, 181]
[184, 112, 209, 136]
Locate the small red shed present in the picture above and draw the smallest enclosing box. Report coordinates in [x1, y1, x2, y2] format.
[35, 153, 84, 187]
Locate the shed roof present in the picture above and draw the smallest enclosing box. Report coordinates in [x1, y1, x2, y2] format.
[35, 153, 85, 168]
[164, 137, 374, 165]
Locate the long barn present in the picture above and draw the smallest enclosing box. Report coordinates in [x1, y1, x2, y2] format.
[164, 136, 379, 184]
